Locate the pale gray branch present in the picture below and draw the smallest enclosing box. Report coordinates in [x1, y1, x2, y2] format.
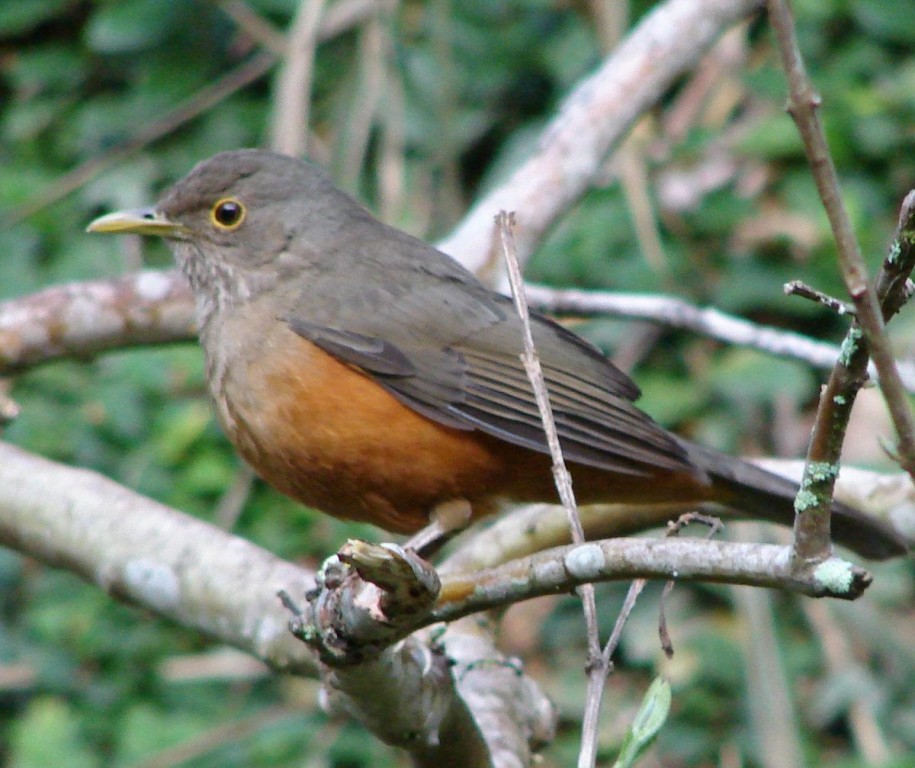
[0, 270, 194, 374]
[437, 539, 871, 615]
[436, 0, 764, 278]
[0, 441, 317, 675]
[523, 284, 915, 392]
[442, 464, 915, 577]
[8, 275, 915, 396]
[319, 618, 555, 768]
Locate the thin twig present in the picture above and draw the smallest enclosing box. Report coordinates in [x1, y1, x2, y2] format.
[217, 0, 288, 54]
[495, 212, 606, 768]
[212, 464, 257, 530]
[657, 513, 723, 656]
[522, 284, 915, 391]
[784, 279, 855, 317]
[618, 129, 674, 286]
[376, 21, 407, 224]
[337, 10, 387, 190]
[767, 0, 915, 566]
[768, 0, 915, 478]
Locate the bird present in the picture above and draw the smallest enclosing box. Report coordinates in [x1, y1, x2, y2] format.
[87, 149, 908, 559]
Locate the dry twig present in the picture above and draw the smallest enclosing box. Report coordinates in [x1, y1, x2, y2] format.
[767, 0, 915, 564]
[496, 212, 607, 768]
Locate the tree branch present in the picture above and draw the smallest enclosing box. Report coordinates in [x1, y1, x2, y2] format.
[268, 0, 327, 155]
[0, 271, 195, 375]
[523, 284, 915, 392]
[436, 0, 764, 277]
[441, 462, 915, 578]
[765, 0, 915, 568]
[0, 441, 317, 673]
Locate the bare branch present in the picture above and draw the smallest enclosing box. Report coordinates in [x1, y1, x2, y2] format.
[439, 539, 871, 612]
[437, 0, 763, 277]
[765, 0, 915, 566]
[316, 617, 555, 767]
[9, 275, 915, 396]
[442, 462, 914, 577]
[784, 279, 856, 317]
[217, 0, 287, 54]
[0, 441, 317, 674]
[269, 0, 328, 155]
[0, 271, 195, 375]
[497, 212, 606, 768]
[523, 284, 915, 391]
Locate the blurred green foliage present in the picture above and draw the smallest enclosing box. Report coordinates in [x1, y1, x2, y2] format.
[1, 0, 914, 766]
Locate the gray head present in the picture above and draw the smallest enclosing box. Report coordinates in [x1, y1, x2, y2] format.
[88, 149, 371, 320]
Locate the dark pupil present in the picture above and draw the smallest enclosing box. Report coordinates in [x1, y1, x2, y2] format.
[215, 201, 242, 226]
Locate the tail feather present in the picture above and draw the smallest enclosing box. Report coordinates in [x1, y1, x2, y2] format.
[680, 440, 910, 560]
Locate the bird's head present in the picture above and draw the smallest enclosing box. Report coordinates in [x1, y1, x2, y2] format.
[88, 149, 358, 317]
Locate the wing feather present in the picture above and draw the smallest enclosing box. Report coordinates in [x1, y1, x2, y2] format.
[287, 256, 694, 474]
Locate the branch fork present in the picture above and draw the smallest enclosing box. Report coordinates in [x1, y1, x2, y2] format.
[285, 540, 440, 667]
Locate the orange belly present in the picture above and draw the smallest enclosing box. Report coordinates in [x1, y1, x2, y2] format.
[213, 325, 718, 533]
[216, 328, 515, 531]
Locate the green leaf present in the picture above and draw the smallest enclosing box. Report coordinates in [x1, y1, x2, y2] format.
[613, 677, 672, 768]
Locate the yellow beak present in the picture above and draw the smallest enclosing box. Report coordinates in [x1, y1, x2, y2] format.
[86, 208, 189, 238]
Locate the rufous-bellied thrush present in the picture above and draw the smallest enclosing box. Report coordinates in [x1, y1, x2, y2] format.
[88, 150, 909, 559]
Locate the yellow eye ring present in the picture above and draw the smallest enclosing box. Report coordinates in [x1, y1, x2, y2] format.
[210, 197, 246, 230]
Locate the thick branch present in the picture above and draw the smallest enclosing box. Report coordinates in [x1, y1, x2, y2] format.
[8, 275, 915, 396]
[0, 271, 195, 374]
[0, 441, 317, 675]
[436, 0, 763, 276]
[317, 618, 555, 768]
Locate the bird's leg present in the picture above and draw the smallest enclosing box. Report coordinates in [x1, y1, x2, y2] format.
[402, 498, 473, 559]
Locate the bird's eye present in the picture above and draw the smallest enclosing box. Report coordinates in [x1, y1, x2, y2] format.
[210, 198, 246, 230]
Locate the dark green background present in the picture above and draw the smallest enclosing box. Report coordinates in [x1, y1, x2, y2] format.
[1, 1, 913, 765]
